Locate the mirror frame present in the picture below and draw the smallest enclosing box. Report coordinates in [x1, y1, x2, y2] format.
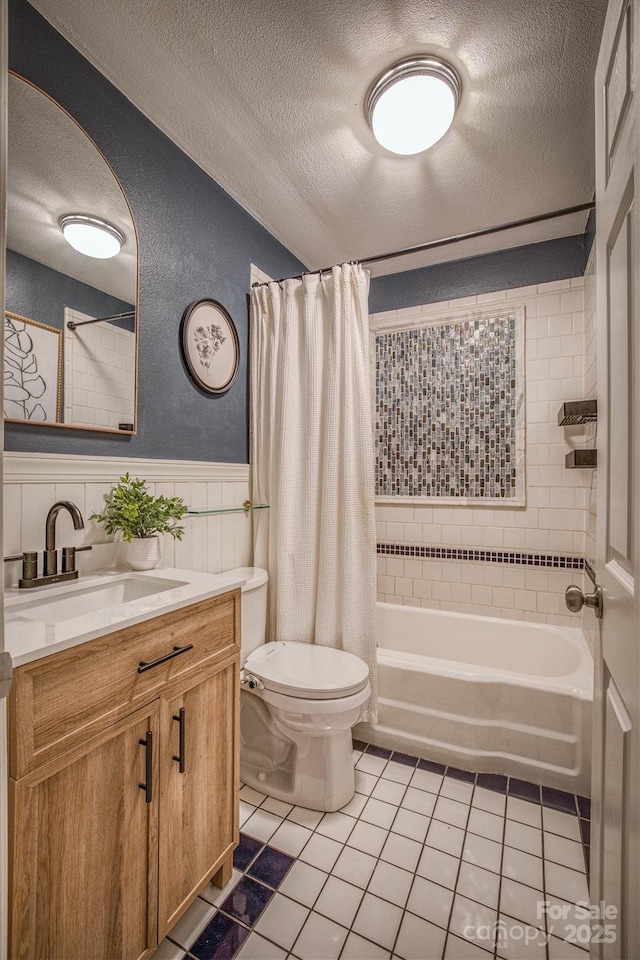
[5, 71, 140, 436]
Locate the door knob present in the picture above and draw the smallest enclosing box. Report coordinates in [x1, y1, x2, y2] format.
[565, 584, 604, 619]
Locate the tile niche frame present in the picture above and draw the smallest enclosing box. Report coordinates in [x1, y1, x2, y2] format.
[370, 301, 526, 507]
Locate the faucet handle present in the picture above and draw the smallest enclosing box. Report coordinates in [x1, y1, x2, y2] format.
[4, 552, 38, 582]
[61, 545, 93, 574]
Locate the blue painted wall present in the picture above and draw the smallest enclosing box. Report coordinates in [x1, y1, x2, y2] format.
[7, 0, 304, 462]
[368, 234, 588, 314]
[6, 250, 135, 333]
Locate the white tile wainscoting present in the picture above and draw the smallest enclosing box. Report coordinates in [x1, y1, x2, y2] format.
[372, 277, 595, 635]
[2, 452, 253, 589]
[376, 551, 589, 632]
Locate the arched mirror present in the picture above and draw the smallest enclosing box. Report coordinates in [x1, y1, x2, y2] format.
[4, 73, 138, 434]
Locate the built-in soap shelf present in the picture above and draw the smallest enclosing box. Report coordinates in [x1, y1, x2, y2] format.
[565, 449, 597, 469]
[557, 399, 597, 426]
[558, 399, 597, 468]
[187, 500, 269, 516]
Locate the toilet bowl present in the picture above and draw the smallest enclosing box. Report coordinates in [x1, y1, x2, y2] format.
[227, 567, 371, 812]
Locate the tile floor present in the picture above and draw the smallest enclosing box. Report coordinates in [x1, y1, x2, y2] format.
[152, 743, 592, 960]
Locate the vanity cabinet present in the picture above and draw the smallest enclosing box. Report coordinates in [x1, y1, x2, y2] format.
[8, 589, 240, 960]
[10, 704, 160, 960]
[159, 663, 237, 935]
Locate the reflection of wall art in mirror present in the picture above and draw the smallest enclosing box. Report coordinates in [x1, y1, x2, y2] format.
[3, 312, 63, 423]
[180, 299, 239, 395]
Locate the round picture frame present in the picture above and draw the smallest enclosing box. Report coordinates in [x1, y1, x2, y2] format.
[180, 298, 239, 395]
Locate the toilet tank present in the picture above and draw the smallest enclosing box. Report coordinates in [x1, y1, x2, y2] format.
[226, 567, 268, 663]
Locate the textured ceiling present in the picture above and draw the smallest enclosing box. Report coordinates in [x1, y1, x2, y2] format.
[7, 75, 137, 302]
[30, 0, 607, 276]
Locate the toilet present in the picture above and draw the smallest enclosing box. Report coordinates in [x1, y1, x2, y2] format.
[229, 567, 371, 812]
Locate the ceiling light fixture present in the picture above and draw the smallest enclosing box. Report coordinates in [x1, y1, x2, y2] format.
[59, 215, 125, 259]
[366, 56, 461, 156]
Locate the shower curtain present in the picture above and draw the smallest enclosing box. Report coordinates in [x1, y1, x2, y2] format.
[250, 263, 377, 720]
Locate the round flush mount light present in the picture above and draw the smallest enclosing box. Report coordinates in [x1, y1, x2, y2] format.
[366, 56, 461, 155]
[59, 214, 125, 259]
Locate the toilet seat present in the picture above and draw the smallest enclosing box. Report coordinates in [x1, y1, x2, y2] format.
[254, 680, 372, 717]
[244, 640, 369, 700]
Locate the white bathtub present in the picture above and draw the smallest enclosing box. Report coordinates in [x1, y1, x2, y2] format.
[354, 602, 593, 795]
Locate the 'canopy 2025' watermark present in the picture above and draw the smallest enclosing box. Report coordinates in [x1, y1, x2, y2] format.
[462, 900, 618, 950]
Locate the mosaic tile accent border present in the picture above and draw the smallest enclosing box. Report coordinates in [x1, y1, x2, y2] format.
[584, 557, 596, 583]
[372, 307, 525, 505]
[377, 542, 586, 571]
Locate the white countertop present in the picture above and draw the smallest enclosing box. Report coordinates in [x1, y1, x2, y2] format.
[4, 567, 246, 667]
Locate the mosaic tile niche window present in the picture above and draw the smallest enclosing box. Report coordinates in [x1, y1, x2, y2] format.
[373, 307, 525, 504]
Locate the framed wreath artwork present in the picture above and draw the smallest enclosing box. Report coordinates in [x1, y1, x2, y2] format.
[180, 298, 239, 395]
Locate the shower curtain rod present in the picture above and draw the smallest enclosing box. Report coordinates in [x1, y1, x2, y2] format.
[251, 200, 595, 287]
[66, 310, 136, 331]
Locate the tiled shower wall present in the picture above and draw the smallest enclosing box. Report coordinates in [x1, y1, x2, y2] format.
[374, 277, 595, 630]
[64, 309, 136, 429]
[2, 453, 253, 590]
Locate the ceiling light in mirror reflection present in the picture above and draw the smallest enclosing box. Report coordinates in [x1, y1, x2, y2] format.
[59, 215, 125, 260]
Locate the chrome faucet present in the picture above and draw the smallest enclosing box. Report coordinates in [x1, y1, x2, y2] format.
[44, 501, 85, 576]
[3, 500, 92, 588]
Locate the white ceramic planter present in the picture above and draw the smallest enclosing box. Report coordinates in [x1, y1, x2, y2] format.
[125, 536, 161, 571]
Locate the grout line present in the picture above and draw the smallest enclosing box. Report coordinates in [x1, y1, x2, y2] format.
[438, 775, 476, 960]
[166, 941, 199, 960]
[492, 787, 509, 959]
[540, 818, 550, 960]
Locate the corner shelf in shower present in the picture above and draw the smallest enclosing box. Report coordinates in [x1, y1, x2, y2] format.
[558, 399, 597, 468]
[557, 399, 598, 426]
[565, 450, 597, 469]
[186, 501, 269, 516]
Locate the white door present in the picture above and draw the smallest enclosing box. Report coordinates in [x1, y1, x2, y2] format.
[0, 4, 9, 957]
[591, 2, 640, 957]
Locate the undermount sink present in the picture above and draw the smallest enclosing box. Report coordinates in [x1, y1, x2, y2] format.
[4, 566, 247, 669]
[8, 574, 189, 625]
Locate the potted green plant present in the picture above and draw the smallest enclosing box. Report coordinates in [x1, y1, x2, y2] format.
[90, 472, 187, 570]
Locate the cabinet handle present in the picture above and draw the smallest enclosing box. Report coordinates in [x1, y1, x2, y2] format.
[137, 643, 193, 674]
[138, 731, 153, 803]
[172, 707, 186, 773]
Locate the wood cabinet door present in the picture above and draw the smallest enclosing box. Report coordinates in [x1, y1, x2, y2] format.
[158, 657, 239, 937]
[9, 704, 159, 960]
